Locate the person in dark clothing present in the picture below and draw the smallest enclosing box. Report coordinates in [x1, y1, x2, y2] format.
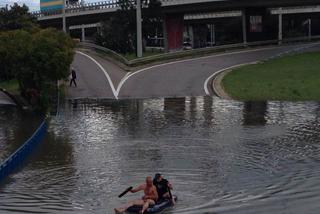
[70, 68, 77, 87]
[153, 173, 175, 205]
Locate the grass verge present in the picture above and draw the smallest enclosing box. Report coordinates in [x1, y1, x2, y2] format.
[222, 51, 320, 101]
[0, 79, 19, 95]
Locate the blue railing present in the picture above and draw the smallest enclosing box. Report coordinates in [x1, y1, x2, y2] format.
[0, 120, 48, 182]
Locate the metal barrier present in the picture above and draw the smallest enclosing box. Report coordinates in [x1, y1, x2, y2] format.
[31, 0, 215, 18]
[79, 42, 130, 65]
[0, 120, 48, 182]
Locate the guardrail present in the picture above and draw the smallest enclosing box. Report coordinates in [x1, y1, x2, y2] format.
[0, 120, 48, 182]
[79, 36, 320, 68]
[79, 42, 130, 65]
[79, 41, 250, 67]
[32, 0, 221, 18]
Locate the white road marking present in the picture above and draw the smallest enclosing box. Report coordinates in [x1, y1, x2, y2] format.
[115, 45, 291, 96]
[204, 62, 259, 96]
[76, 42, 320, 99]
[76, 51, 119, 99]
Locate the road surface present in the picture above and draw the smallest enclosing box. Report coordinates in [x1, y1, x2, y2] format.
[68, 42, 320, 100]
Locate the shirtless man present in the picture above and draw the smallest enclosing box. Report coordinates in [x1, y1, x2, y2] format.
[114, 176, 158, 214]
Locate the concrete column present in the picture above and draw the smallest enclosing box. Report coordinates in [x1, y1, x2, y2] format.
[163, 15, 168, 52]
[81, 25, 85, 42]
[278, 8, 283, 45]
[97, 26, 101, 36]
[189, 25, 194, 48]
[308, 18, 312, 40]
[62, 0, 66, 32]
[242, 9, 247, 45]
[136, 0, 143, 57]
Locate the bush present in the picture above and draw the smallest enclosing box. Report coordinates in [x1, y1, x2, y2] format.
[0, 28, 75, 111]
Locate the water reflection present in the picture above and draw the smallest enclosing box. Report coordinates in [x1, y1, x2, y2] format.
[0, 107, 42, 162]
[203, 96, 214, 127]
[1, 97, 320, 214]
[164, 98, 186, 125]
[243, 101, 267, 126]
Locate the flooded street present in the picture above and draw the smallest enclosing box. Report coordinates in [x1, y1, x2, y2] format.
[1, 97, 320, 214]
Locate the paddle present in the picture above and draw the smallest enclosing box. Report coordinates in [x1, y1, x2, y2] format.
[168, 186, 173, 199]
[118, 186, 133, 198]
[167, 184, 175, 205]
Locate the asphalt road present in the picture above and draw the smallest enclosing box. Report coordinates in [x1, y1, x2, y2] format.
[0, 91, 16, 106]
[68, 42, 320, 100]
[68, 51, 127, 99]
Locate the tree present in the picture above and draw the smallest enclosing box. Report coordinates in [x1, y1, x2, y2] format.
[96, 0, 162, 54]
[97, 0, 136, 54]
[0, 3, 37, 31]
[0, 30, 32, 81]
[0, 4, 75, 111]
[29, 29, 75, 84]
[142, 0, 162, 35]
[0, 28, 75, 110]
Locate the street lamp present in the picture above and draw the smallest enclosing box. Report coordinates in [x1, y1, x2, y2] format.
[136, 0, 143, 57]
[62, 0, 66, 32]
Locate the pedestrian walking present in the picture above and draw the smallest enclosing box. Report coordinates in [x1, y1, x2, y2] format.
[70, 67, 77, 87]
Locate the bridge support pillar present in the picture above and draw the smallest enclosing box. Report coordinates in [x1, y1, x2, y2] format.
[278, 8, 283, 45]
[163, 15, 168, 52]
[62, 0, 66, 32]
[242, 9, 247, 45]
[81, 25, 85, 42]
[136, 0, 143, 57]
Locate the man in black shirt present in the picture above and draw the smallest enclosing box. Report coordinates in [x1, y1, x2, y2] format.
[153, 173, 175, 205]
[70, 68, 77, 87]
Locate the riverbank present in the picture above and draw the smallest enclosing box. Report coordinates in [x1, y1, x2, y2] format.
[221, 51, 320, 101]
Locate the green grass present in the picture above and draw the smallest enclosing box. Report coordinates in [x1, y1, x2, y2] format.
[123, 49, 164, 60]
[222, 51, 320, 101]
[0, 79, 19, 95]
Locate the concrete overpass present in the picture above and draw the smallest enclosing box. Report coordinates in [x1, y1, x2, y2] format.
[33, 0, 320, 50]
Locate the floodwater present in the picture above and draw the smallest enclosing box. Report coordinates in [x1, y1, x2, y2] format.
[1, 97, 320, 214]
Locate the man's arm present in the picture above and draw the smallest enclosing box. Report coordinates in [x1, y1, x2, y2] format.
[130, 184, 144, 193]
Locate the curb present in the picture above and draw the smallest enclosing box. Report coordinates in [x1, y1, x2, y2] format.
[211, 62, 259, 99]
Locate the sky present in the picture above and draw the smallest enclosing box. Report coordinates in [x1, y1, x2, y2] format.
[0, 0, 97, 11]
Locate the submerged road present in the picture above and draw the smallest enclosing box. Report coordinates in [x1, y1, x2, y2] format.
[68, 42, 320, 100]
